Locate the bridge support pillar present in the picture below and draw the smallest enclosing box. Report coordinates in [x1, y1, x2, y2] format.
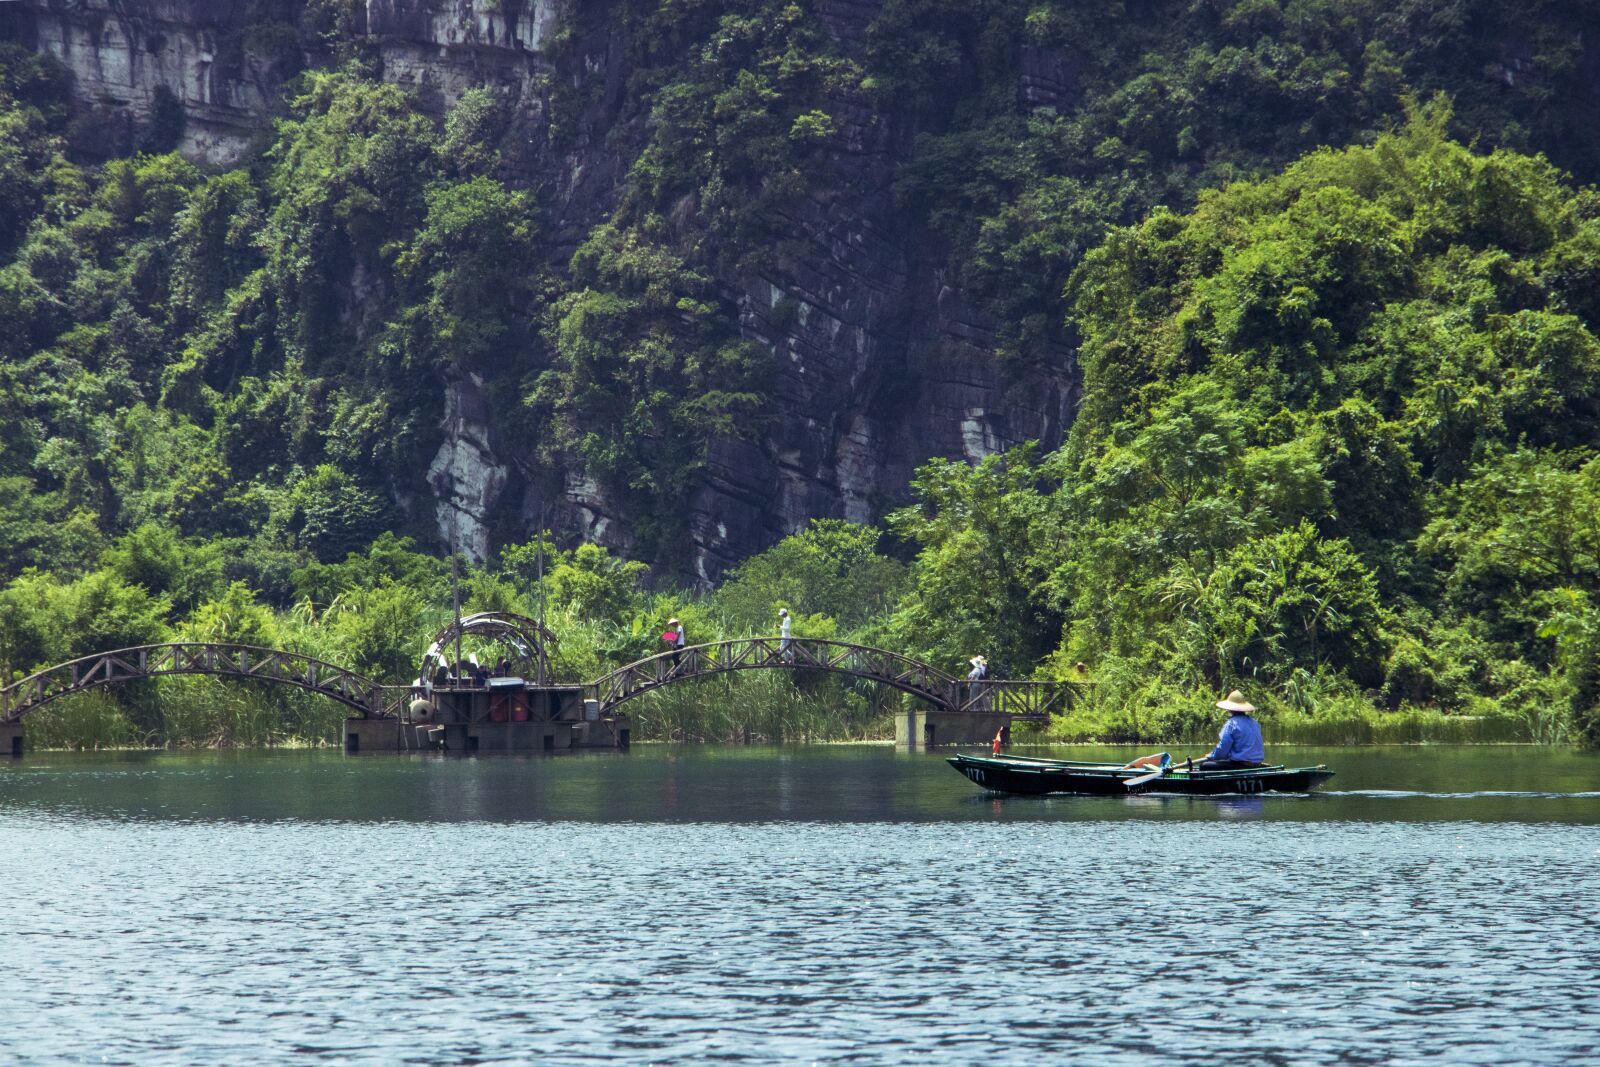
[0, 721, 21, 758]
[344, 717, 401, 754]
[896, 709, 1015, 749]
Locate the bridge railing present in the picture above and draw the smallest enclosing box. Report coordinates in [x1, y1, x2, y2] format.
[587, 637, 1085, 722]
[590, 637, 962, 711]
[0, 644, 389, 722]
[955, 680, 1078, 720]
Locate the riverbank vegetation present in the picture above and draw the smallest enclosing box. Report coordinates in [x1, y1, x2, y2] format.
[3, 8, 1600, 748]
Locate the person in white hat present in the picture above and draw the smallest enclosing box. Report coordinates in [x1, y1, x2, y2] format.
[778, 608, 793, 662]
[1198, 690, 1265, 770]
[966, 655, 990, 711]
[660, 617, 686, 677]
[1123, 690, 1265, 771]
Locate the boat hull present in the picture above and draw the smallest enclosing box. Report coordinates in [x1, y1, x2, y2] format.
[948, 754, 1334, 796]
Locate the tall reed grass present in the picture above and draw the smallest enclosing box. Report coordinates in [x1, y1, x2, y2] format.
[622, 670, 898, 742]
[24, 677, 347, 749]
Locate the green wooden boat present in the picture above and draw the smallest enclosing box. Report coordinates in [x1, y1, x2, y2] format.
[948, 753, 1334, 796]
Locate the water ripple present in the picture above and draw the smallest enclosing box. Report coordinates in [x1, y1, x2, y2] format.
[0, 817, 1595, 1065]
[1, 749, 1598, 1064]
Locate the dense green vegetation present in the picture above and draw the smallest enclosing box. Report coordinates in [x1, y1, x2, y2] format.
[879, 0, 1600, 366]
[4, 2, 1600, 747]
[901, 105, 1600, 746]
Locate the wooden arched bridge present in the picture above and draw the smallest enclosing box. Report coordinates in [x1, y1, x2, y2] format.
[584, 638, 1073, 720]
[0, 643, 393, 724]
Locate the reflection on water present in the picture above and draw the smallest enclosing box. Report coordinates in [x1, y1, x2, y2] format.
[1, 745, 1598, 1065]
[3, 743, 1599, 824]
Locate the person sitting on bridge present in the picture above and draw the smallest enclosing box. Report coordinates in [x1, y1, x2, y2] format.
[1197, 691, 1265, 769]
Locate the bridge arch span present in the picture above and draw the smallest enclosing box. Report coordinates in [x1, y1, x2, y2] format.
[587, 638, 962, 713]
[0, 644, 390, 723]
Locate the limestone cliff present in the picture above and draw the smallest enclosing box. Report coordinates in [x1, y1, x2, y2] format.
[2, 0, 1077, 580]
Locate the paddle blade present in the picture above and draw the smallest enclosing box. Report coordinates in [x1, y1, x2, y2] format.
[1125, 767, 1165, 789]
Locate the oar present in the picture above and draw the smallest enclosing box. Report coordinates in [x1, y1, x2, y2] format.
[1124, 766, 1165, 788]
[1124, 753, 1174, 789]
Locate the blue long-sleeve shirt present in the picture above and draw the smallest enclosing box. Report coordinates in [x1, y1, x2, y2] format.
[1208, 714, 1265, 763]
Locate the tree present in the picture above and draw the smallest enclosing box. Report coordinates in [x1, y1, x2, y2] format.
[714, 519, 907, 632]
[890, 446, 1061, 672]
[544, 542, 648, 625]
[289, 465, 395, 565]
[1193, 522, 1384, 688]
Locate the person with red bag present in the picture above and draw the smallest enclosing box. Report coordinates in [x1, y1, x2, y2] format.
[661, 617, 686, 676]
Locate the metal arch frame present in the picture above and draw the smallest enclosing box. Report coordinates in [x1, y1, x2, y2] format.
[419, 610, 556, 683]
[0, 644, 390, 723]
[588, 638, 963, 713]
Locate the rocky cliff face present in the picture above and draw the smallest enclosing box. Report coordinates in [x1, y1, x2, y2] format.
[2, 0, 1078, 579]
[9, 0, 293, 163]
[7, 1, 564, 161]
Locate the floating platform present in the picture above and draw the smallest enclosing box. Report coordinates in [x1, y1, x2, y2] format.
[345, 681, 628, 754]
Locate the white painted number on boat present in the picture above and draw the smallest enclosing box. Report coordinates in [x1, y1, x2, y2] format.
[968, 768, 985, 784]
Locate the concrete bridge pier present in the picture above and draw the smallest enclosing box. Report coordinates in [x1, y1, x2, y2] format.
[1, 721, 22, 758]
[344, 717, 401, 754]
[895, 708, 1014, 749]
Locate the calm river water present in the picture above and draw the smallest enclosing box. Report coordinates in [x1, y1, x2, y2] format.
[2, 744, 1598, 1065]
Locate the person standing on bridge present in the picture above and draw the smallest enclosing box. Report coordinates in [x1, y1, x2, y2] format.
[967, 655, 990, 711]
[778, 608, 794, 663]
[662, 618, 686, 677]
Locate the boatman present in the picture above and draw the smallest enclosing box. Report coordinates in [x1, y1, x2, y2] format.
[1198, 690, 1266, 770]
